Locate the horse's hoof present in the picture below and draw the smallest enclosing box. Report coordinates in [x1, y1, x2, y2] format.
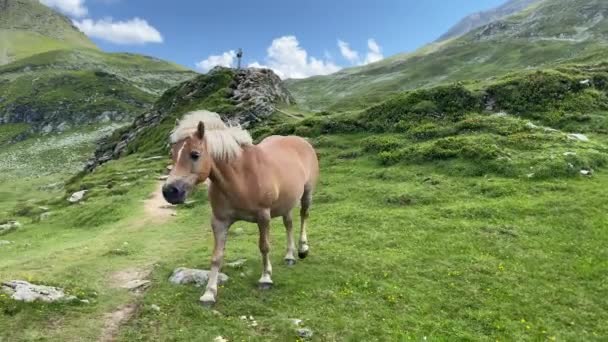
[298, 250, 309, 259]
[199, 293, 216, 308]
[258, 282, 273, 290]
[285, 258, 296, 266]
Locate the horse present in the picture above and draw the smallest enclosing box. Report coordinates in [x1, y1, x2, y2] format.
[162, 110, 319, 307]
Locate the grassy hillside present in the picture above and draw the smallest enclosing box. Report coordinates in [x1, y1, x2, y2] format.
[0, 49, 197, 132]
[1, 60, 607, 340]
[0, 0, 98, 64]
[286, 0, 608, 112]
[0, 0, 197, 132]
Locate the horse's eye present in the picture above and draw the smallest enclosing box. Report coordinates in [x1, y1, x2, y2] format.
[190, 151, 201, 160]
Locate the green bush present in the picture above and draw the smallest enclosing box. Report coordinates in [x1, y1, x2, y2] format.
[361, 84, 481, 130]
[485, 71, 587, 115]
[408, 122, 456, 140]
[362, 136, 403, 153]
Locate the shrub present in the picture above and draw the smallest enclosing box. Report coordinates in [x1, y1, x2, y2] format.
[408, 122, 456, 140]
[362, 136, 403, 153]
[361, 84, 480, 130]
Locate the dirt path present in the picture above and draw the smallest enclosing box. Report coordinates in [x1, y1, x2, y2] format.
[143, 181, 176, 223]
[97, 183, 175, 341]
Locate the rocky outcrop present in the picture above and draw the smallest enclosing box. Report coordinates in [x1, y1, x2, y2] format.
[84, 67, 293, 171]
[228, 67, 295, 125]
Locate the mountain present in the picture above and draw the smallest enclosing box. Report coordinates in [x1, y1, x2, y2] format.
[0, 0, 98, 64]
[436, 0, 541, 42]
[0, 0, 197, 133]
[286, 0, 608, 112]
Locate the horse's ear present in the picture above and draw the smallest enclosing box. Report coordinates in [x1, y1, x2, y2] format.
[197, 121, 205, 139]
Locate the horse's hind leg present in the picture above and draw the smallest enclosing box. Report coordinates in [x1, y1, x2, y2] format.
[298, 185, 312, 259]
[283, 213, 297, 266]
[257, 210, 273, 290]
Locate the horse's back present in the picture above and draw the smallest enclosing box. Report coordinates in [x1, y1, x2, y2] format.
[256, 136, 318, 217]
[258, 135, 319, 186]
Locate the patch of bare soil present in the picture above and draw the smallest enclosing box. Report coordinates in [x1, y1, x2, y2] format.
[143, 181, 176, 223]
[99, 304, 139, 342]
[100, 267, 151, 341]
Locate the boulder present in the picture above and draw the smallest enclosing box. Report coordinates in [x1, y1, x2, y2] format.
[1, 280, 76, 303]
[296, 328, 314, 339]
[0, 221, 21, 235]
[68, 190, 87, 203]
[567, 133, 590, 142]
[168, 267, 228, 287]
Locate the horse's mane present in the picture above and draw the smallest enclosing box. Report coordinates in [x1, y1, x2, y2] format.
[170, 110, 253, 161]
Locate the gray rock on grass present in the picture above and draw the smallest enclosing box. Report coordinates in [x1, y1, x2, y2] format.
[0, 221, 21, 235]
[68, 190, 88, 203]
[169, 267, 228, 287]
[1, 280, 76, 303]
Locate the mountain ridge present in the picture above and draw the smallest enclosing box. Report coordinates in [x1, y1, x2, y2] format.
[0, 0, 98, 64]
[286, 0, 608, 111]
[436, 0, 542, 42]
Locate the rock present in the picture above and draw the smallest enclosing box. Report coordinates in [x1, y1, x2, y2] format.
[296, 328, 313, 339]
[563, 152, 577, 156]
[580, 79, 591, 86]
[0, 221, 21, 235]
[1, 280, 77, 303]
[39, 212, 52, 221]
[580, 169, 593, 176]
[168, 267, 228, 287]
[567, 133, 590, 142]
[150, 304, 161, 312]
[0, 240, 12, 246]
[290, 318, 303, 326]
[213, 336, 228, 342]
[525, 122, 539, 129]
[226, 259, 247, 268]
[80, 299, 90, 304]
[158, 175, 169, 181]
[68, 190, 87, 203]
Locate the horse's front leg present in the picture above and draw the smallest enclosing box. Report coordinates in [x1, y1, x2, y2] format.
[257, 210, 273, 289]
[200, 216, 232, 307]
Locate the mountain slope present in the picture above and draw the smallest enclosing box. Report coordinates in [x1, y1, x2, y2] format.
[286, 0, 608, 112]
[0, 0, 98, 64]
[0, 0, 197, 133]
[436, 0, 541, 42]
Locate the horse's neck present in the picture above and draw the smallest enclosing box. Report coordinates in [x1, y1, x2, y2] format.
[208, 146, 254, 196]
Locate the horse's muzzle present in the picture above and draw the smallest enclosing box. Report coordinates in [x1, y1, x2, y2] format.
[162, 182, 187, 204]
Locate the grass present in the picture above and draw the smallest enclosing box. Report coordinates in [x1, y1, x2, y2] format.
[1, 130, 607, 340]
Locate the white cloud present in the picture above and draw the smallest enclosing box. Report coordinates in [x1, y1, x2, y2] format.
[338, 39, 359, 64]
[73, 17, 163, 44]
[195, 50, 237, 72]
[248, 36, 341, 79]
[337, 38, 384, 66]
[364, 38, 384, 64]
[40, 0, 88, 17]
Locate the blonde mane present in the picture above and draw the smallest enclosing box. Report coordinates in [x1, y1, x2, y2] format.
[170, 110, 253, 161]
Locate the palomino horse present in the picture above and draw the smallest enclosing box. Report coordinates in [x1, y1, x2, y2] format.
[162, 110, 319, 306]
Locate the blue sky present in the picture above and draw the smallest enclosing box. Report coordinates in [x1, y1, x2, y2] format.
[42, 0, 506, 78]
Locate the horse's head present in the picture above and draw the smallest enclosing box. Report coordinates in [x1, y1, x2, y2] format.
[162, 121, 211, 204]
